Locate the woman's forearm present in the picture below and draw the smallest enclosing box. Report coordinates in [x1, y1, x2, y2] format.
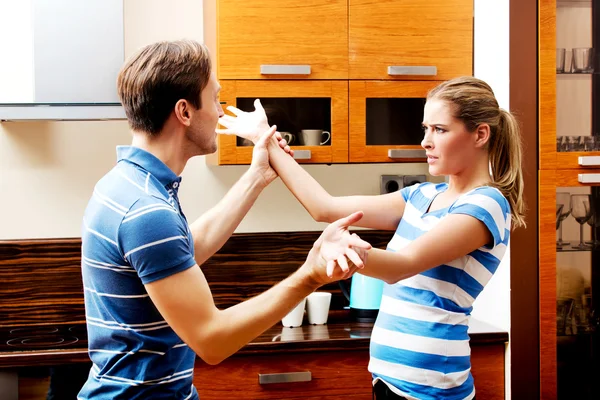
[267, 138, 337, 222]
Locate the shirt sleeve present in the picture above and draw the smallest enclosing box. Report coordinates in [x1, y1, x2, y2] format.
[400, 183, 419, 203]
[117, 199, 196, 284]
[447, 186, 511, 247]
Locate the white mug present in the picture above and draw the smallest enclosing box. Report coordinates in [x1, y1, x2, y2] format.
[300, 130, 330, 146]
[306, 292, 332, 325]
[281, 298, 306, 327]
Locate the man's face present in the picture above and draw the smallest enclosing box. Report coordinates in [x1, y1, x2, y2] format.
[186, 74, 223, 155]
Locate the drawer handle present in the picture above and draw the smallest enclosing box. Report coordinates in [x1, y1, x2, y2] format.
[293, 150, 312, 160]
[578, 174, 600, 183]
[387, 66, 437, 76]
[260, 65, 311, 75]
[259, 371, 312, 385]
[388, 149, 427, 159]
[579, 156, 600, 166]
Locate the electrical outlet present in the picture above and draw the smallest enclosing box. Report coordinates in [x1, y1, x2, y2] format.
[380, 175, 403, 194]
[403, 175, 427, 187]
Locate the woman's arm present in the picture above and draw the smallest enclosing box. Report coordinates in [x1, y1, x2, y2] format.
[217, 100, 407, 230]
[266, 137, 405, 230]
[359, 213, 493, 284]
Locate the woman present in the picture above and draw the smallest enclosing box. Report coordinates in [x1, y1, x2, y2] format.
[218, 76, 525, 400]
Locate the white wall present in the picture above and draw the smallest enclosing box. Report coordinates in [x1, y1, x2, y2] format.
[472, 1, 511, 398]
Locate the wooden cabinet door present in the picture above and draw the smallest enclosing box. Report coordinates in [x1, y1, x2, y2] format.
[207, 80, 348, 165]
[349, 0, 473, 80]
[218, 0, 348, 79]
[349, 80, 438, 163]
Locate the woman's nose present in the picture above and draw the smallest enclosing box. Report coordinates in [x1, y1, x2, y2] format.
[421, 132, 432, 149]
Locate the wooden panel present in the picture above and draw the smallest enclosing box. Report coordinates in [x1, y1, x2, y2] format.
[210, 80, 348, 165]
[217, 0, 348, 79]
[0, 231, 393, 327]
[539, 169, 557, 399]
[0, 239, 85, 327]
[471, 344, 506, 400]
[200, 230, 392, 310]
[349, 0, 473, 80]
[539, 0, 557, 170]
[349, 80, 438, 163]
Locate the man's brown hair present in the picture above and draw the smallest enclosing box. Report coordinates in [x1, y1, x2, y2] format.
[117, 40, 212, 135]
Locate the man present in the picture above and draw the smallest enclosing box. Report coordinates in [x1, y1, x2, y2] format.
[77, 40, 370, 399]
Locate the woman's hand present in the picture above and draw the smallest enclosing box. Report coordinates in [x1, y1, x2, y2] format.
[217, 99, 270, 144]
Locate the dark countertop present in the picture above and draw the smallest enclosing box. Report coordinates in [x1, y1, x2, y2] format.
[0, 312, 508, 368]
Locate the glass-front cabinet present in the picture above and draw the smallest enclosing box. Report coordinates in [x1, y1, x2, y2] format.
[540, 1, 600, 398]
[209, 80, 348, 165]
[542, 171, 600, 399]
[349, 81, 439, 163]
[551, 0, 599, 169]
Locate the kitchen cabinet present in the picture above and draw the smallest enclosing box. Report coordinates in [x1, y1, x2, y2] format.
[217, 0, 348, 80]
[208, 80, 348, 165]
[349, 80, 439, 163]
[194, 345, 505, 399]
[213, 0, 474, 164]
[348, 0, 473, 80]
[539, 1, 600, 398]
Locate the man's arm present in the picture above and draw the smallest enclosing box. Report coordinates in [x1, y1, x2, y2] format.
[146, 212, 371, 365]
[190, 126, 278, 266]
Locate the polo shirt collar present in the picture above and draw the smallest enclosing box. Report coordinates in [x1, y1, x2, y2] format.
[116, 145, 181, 188]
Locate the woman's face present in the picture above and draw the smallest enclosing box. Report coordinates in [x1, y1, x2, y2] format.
[421, 99, 481, 177]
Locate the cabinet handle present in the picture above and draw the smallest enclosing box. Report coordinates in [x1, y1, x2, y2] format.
[578, 174, 600, 183]
[260, 65, 311, 75]
[258, 371, 312, 385]
[578, 156, 600, 166]
[387, 66, 437, 76]
[293, 150, 312, 160]
[388, 149, 427, 159]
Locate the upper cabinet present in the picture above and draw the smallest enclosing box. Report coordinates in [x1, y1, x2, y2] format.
[217, 0, 349, 79]
[348, 0, 473, 80]
[213, 0, 474, 164]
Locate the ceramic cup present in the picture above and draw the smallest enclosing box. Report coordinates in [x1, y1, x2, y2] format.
[300, 129, 330, 146]
[279, 131, 295, 145]
[281, 298, 306, 327]
[306, 292, 332, 325]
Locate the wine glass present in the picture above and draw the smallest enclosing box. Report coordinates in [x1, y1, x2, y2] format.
[556, 192, 572, 246]
[556, 204, 564, 249]
[571, 194, 592, 250]
[586, 207, 600, 247]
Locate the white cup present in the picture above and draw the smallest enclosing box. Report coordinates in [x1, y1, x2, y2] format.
[300, 129, 330, 146]
[281, 298, 306, 327]
[306, 292, 332, 325]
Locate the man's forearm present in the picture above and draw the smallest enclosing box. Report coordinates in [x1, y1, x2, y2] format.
[199, 266, 318, 364]
[190, 168, 266, 266]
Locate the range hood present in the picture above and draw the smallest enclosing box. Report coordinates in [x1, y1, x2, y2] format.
[0, 0, 125, 121]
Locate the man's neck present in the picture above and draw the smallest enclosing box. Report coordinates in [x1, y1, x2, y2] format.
[130, 127, 188, 176]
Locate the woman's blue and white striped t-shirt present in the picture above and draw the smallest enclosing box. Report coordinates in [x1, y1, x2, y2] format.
[369, 182, 511, 400]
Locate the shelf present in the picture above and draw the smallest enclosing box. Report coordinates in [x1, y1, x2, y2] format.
[557, 0, 592, 7]
[557, 241, 600, 252]
[557, 72, 594, 75]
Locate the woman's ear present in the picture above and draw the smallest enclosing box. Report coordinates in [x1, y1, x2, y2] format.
[174, 99, 193, 127]
[474, 123, 491, 148]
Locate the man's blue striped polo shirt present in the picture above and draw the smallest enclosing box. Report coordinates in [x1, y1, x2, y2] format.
[78, 146, 198, 400]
